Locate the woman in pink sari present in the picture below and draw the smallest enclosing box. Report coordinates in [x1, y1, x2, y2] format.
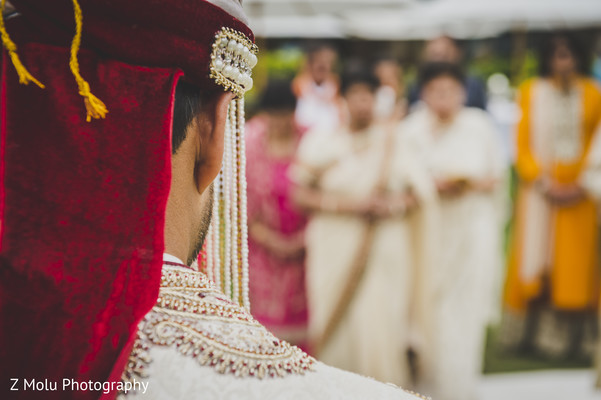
[246, 80, 308, 346]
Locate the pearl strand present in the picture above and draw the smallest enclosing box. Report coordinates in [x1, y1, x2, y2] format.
[206, 220, 214, 282]
[230, 99, 240, 305]
[237, 97, 251, 311]
[223, 107, 233, 299]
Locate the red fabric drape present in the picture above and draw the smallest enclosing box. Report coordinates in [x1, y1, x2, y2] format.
[0, 40, 178, 398]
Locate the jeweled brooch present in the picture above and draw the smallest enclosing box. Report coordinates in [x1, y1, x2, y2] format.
[210, 27, 259, 97]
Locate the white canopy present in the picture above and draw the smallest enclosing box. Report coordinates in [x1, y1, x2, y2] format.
[244, 0, 414, 38]
[344, 0, 601, 39]
[244, 0, 601, 39]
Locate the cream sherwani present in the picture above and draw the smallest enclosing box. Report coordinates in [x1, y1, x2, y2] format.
[290, 124, 437, 387]
[118, 256, 429, 400]
[402, 107, 506, 400]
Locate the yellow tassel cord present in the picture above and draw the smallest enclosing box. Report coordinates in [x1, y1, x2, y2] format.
[0, 0, 44, 88]
[70, 0, 107, 121]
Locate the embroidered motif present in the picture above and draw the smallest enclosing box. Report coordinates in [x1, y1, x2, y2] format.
[122, 265, 315, 387]
[210, 27, 258, 97]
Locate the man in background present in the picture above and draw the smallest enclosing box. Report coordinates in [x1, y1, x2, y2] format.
[292, 43, 344, 132]
[408, 36, 487, 110]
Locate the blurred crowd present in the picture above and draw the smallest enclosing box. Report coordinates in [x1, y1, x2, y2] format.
[244, 33, 601, 400]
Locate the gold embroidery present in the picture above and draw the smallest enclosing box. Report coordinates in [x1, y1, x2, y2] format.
[403, 389, 432, 400]
[122, 265, 315, 385]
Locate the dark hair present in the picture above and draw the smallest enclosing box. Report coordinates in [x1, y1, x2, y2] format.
[340, 69, 379, 95]
[373, 56, 401, 67]
[539, 33, 589, 77]
[172, 80, 205, 154]
[306, 42, 337, 60]
[259, 79, 297, 111]
[418, 62, 465, 88]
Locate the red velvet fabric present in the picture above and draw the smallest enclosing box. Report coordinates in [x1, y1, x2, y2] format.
[0, 38, 178, 398]
[0, 1, 253, 398]
[10, 0, 253, 88]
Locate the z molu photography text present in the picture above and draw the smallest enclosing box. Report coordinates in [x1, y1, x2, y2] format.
[9, 378, 148, 395]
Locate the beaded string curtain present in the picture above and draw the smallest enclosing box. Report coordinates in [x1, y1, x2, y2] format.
[197, 28, 257, 311]
[199, 98, 251, 311]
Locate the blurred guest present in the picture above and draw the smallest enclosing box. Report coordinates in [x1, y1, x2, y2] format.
[292, 43, 344, 132]
[504, 33, 601, 360]
[582, 115, 601, 388]
[408, 36, 487, 110]
[246, 80, 308, 346]
[583, 118, 601, 202]
[402, 62, 505, 400]
[486, 73, 519, 165]
[373, 57, 407, 123]
[290, 70, 437, 386]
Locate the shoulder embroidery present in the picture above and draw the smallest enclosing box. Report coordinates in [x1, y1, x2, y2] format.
[381, 382, 431, 400]
[403, 389, 432, 400]
[122, 265, 315, 386]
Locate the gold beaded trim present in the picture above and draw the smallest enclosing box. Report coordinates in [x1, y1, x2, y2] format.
[122, 265, 315, 384]
[382, 382, 431, 400]
[404, 389, 432, 400]
[209, 27, 259, 97]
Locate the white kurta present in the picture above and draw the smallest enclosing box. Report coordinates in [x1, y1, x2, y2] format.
[119, 259, 429, 400]
[402, 108, 505, 400]
[295, 80, 341, 133]
[290, 124, 437, 387]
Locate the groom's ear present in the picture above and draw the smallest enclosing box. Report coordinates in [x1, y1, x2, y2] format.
[193, 92, 235, 194]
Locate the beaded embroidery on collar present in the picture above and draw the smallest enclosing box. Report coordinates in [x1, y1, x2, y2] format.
[210, 27, 258, 97]
[121, 265, 316, 389]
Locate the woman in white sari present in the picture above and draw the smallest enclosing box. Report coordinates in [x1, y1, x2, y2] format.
[290, 70, 437, 387]
[402, 62, 506, 400]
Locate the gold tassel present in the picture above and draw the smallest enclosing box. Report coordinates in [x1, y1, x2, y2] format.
[70, 0, 107, 122]
[0, 0, 44, 88]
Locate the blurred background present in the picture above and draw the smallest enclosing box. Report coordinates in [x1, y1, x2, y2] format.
[240, 1, 601, 399]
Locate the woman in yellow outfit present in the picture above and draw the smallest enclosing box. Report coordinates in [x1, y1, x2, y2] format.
[505, 33, 601, 358]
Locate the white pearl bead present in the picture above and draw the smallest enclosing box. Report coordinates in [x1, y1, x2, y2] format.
[232, 68, 241, 82]
[236, 42, 244, 54]
[242, 47, 250, 57]
[215, 59, 224, 71]
[246, 78, 253, 90]
[248, 53, 258, 68]
[220, 37, 228, 48]
[223, 65, 233, 78]
[228, 39, 237, 52]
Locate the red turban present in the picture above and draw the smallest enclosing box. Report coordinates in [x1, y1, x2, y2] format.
[0, 1, 253, 398]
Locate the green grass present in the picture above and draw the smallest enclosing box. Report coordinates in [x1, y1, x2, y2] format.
[483, 326, 593, 374]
